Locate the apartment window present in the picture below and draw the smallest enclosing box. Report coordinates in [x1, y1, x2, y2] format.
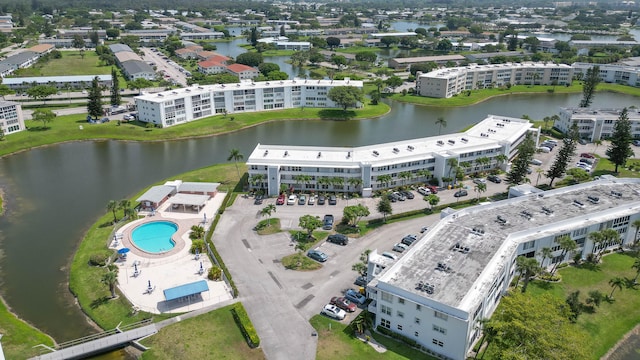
[381, 318, 390, 329]
[416, 304, 421, 311]
[397, 311, 404, 318]
[397, 324, 403, 331]
[415, 317, 420, 324]
[434, 311, 448, 321]
[433, 325, 447, 335]
[381, 305, 392, 316]
[523, 240, 535, 250]
[415, 331, 419, 337]
[432, 339, 444, 347]
[381, 292, 393, 303]
[398, 298, 405, 305]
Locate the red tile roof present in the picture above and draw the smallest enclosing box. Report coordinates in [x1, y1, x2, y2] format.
[226, 63, 256, 73]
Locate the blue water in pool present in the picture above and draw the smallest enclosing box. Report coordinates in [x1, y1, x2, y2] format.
[131, 221, 177, 253]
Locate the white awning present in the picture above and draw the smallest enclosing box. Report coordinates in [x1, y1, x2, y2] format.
[168, 193, 209, 207]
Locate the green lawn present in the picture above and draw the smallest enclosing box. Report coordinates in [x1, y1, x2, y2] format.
[140, 303, 265, 360]
[486, 253, 640, 359]
[310, 315, 436, 360]
[68, 163, 243, 330]
[13, 51, 111, 76]
[0, 298, 55, 359]
[593, 156, 640, 178]
[0, 102, 390, 158]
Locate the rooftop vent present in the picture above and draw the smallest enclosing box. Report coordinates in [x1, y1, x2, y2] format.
[416, 281, 435, 294]
[588, 195, 600, 204]
[157, 94, 164, 97]
[284, 151, 289, 157]
[541, 206, 554, 215]
[317, 151, 322, 158]
[453, 243, 471, 254]
[471, 227, 485, 235]
[447, 139, 455, 145]
[372, 150, 379, 156]
[521, 210, 533, 219]
[436, 262, 452, 273]
[461, 138, 468, 143]
[573, 200, 585, 208]
[392, 147, 399, 153]
[263, 150, 269, 157]
[611, 190, 623, 198]
[497, 215, 507, 224]
[407, 145, 415, 151]
[437, 140, 444, 146]
[347, 151, 351, 159]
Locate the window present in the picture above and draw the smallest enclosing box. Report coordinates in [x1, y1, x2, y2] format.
[432, 339, 444, 347]
[434, 311, 448, 321]
[397, 324, 403, 330]
[381, 292, 393, 303]
[381, 318, 390, 329]
[397, 311, 404, 318]
[381, 305, 392, 315]
[398, 298, 405, 305]
[523, 240, 535, 250]
[415, 317, 420, 324]
[415, 331, 419, 337]
[416, 304, 421, 311]
[433, 325, 447, 335]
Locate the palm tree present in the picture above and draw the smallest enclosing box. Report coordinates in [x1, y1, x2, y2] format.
[515, 256, 539, 293]
[538, 247, 553, 269]
[495, 154, 508, 169]
[608, 277, 625, 299]
[447, 158, 458, 183]
[377, 174, 392, 189]
[331, 176, 344, 193]
[294, 174, 312, 191]
[632, 257, 640, 283]
[227, 148, 244, 178]
[459, 161, 472, 174]
[598, 228, 620, 260]
[250, 173, 265, 191]
[101, 269, 118, 298]
[189, 225, 205, 240]
[417, 169, 431, 183]
[347, 177, 363, 193]
[435, 116, 447, 135]
[551, 235, 577, 275]
[399, 171, 412, 186]
[589, 231, 605, 260]
[426, 194, 440, 210]
[106, 200, 118, 223]
[476, 157, 491, 173]
[261, 204, 276, 226]
[535, 168, 545, 186]
[632, 219, 640, 247]
[593, 139, 602, 154]
[317, 177, 331, 194]
[474, 182, 487, 201]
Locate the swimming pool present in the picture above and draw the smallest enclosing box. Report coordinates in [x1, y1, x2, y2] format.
[131, 221, 177, 253]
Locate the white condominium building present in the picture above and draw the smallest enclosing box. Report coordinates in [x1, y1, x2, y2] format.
[572, 62, 640, 87]
[246, 115, 539, 196]
[557, 107, 640, 142]
[0, 101, 25, 135]
[416, 62, 573, 98]
[367, 177, 640, 360]
[134, 78, 363, 128]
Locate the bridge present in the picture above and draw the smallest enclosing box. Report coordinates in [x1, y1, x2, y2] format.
[30, 319, 157, 360]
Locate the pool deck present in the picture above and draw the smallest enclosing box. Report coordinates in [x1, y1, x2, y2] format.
[111, 192, 234, 314]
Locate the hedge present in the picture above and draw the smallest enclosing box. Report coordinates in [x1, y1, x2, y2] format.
[231, 303, 261, 348]
[376, 325, 418, 347]
[205, 191, 239, 297]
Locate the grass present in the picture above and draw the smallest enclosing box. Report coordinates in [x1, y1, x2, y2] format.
[281, 252, 323, 271]
[0, 298, 55, 359]
[593, 156, 640, 178]
[68, 163, 243, 330]
[139, 303, 265, 360]
[310, 315, 436, 360]
[289, 230, 329, 251]
[486, 253, 640, 359]
[0, 102, 390, 158]
[255, 218, 281, 235]
[13, 51, 108, 76]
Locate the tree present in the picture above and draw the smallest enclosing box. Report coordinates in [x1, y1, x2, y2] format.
[398, 171, 412, 186]
[436, 39, 453, 52]
[435, 117, 447, 135]
[377, 197, 392, 221]
[298, 214, 322, 238]
[26, 85, 57, 104]
[71, 34, 85, 49]
[565, 291, 583, 322]
[352, 249, 372, 276]
[110, 68, 121, 106]
[89, 31, 99, 45]
[426, 194, 440, 210]
[484, 292, 589, 359]
[343, 204, 370, 227]
[417, 169, 431, 183]
[469, 24, 483, 37]
[0, 84, 14, 100]
[79, 48, 85, 60]
[609, 277, 625, 299]
[474, 182, 487, 201]
[87, 76, 103, 119]
[31, 109, 56, 129]
[347, 177, 363, 193]
[326, 37, 341, 49]
[380, 37, 396, 48]
[606, 108, 633, 172]
[535, 168, 545, 186]
[118, 199, 134, 219]
[327, 86, 364, 111]
[101, 269, 118, 298]
[538, 247, 553, 268]
[290, 51, 309, 66]
[308, 51, 324, 65]
[189, 225, 205, 240]
[377, 174, 392, 189]
[385, 76, 403, 90]
[249, 27, 258, 47]
[258, 62, 280, 76]
[227, 148, 244, 178]
[355, 52, 376, 62]
[235, 52, 263, 67]
[106, 200, 118, 223]
[546, 122, 578, 187]
[523, 36, 540, 53]
[261, 204, 276, 226]
[632, 219, 640, 247]
[551, 235, 577, 275]
[515, 256, 539, 293]
[586, 290, 605, 308]
[106, 28, 120, 39]
[127, 78, 153, 94]
[632, 257, 640, 283]
[579, 65, 601, 108]
[331, 54, 347, 67]
[507, 132, 536, 185]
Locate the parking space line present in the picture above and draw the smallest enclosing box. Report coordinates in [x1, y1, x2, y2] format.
[268, 271, 283, 289]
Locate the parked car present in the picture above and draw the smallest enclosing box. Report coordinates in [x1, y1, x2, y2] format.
[387, 193, 398, 202]
[307, 249, 328, 262]
[328, 195, 337, 205]
[579, 158, 594, 165]
[420, 226, 429, 233]
[393, 243, 409, 252]
[276, 194, 286, 205]
[308, 196, 316, 205]
[344, 289, 366, 305]
[576, 163, 592, 171]
[487, 175, 502, 183]
[529, 159, 543, 166]
[426, 185, 439, 194]
[401, 190, 415, 199]
[298, 194, 307, 205]
[538, 146, 551, 153]
[392, 191, 406, 201]
[321, 304, 346, 320]
[454, 189, 468, 197]
[323, 214, 334, 230]
[401, 234, 418, 246]
[472, 178, 486, 185]
[634, 140, 640, 147]
[327, 234, 348, 245]
[580, 153, 595, 159]
[330, 297, 357, 312]
[317, 195, 326, 205]
[578, 139, 588, 145]
[254, 194, 263, 205]
[287, 194, 296, 205]
[381, 251, 398, 260]
[417, 187, 431, 196]
[354, 276, 367, 286]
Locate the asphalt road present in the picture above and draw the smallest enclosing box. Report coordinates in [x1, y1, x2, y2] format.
[140, 47, 188, 87]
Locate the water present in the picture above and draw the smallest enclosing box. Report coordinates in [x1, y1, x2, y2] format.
[131, 221, 177, 253]
[0, 92, 637, 343]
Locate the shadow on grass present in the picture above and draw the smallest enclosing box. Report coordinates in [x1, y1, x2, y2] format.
[577, 262, 601, 272]
[317, 109, 356, 120]
[26, 126, 50, 132]
[531, 280, 554, 291]
[99, 220, 114, 228]
[90, 296, 111, 309]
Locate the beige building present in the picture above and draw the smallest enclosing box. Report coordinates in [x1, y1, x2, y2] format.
[416, 62, 573, 98]
[0, 101, 25, 135]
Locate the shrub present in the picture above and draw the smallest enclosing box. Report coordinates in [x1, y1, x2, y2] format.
[231, 303, 260, 347]
[89, 250, 113, 266]
[190, 239, 205, 254]
[376, 326, 417, 347]
[557, 263, 569, 269]
[208, 265, 222, 281]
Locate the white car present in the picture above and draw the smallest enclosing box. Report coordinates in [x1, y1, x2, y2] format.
[530, 159, 543, 166]
[417, 187, 431, 196]
[393, 243, 409, 252]
[321, 304, 346, 320]
[287, 194, 296, 205]
[381, 251, 398, 260]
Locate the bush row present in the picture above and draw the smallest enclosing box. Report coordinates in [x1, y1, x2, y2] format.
[231, 303, 261, 348]
[205, 191, 239, 297]
[366, 197, 483, 226]
[376, 325, 417, 347]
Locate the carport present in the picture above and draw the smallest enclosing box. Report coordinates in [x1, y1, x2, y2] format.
[163, 280, 210, 304]
[168, 193, 209, 213]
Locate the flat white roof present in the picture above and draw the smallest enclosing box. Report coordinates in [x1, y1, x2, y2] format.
[3, 75, 112, 84]
[248, 115, 532, 167]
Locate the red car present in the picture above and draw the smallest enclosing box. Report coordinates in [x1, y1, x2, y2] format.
[330, 296, 357, 312]
[426, 185, 438, 194]
[580, 153, 595, 159]
[276, 194, 286, 205]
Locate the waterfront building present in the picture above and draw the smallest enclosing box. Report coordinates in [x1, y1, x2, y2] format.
[388, 55, 466, 70]
[134, 78, 363, 128]
[572, 62, 640, 87]
[366, 177, 640, 360]
[0, 101, 25, 135]
[557, 107, 640, 141]
[3, 75, 112, 91]
[246, 115, 537, 196]
[416, 62, 573, 98]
